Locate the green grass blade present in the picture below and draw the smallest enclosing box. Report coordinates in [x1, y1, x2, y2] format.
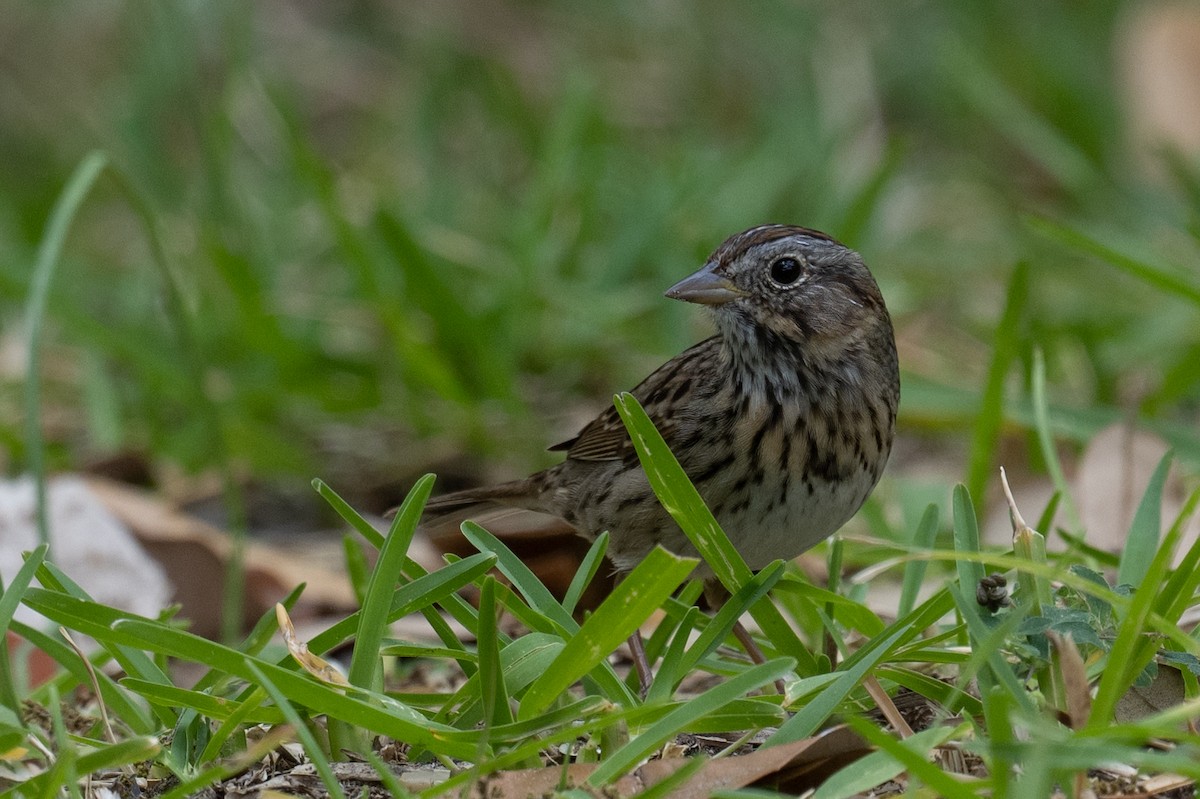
[11, 620, 154, 734]
[23, 152, 108, 546]
[1031, 348, 1081, 532]
[898, 504, 939, 618]
[766, 622, 913, 746]
[613, 393, 746, 582]
[314, 478, 385, 549]
[342, 534, 370, 605]
[562, 531, 609, 616]
[776, 578, 884, 636]
[18, 735, 160, 798]
[477, 577, 514, 730]
[613, 392, 817, 675]
[442, 632, 563, 729]
[815, 720, 965, 799]
[198, 685, 269, 764]
[348, 474, 434, 691]
[460, 521, 577, 632]
[189, 581, 306, 696]
[645, 606, 702, 703]
[1115, 450, 1172, 588]
[876, 665, 983, 718]
[586, 658, 795, 787]
[519, 546, 695, 717]
[1029, 217, 1200, 308]
[119, 678, 283, 724]
[1092, 476, 1192, 727]
[361, 746, 416, 799]
[673, 562, 786, 681]
[0, 544, 48, 710]
[305, 552, 496, 657]
[966, 261, 1027, 510]
[1158, 488, 1200, 623]
[949, 584, 1034, 714]
[951, 485, 984, 595]
[246, 661, 347, 799]
[21, 589, 480, 759]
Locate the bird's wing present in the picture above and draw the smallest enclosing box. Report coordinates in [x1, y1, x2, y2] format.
[549, 337, 720, 463]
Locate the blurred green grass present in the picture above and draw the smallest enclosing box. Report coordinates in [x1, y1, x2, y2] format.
[2, 0, 1198, 512]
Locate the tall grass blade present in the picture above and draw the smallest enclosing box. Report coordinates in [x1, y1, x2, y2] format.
[614, 392, 817, 675]
[951, 485, 984, 594]
[348, 474, 433, 691]
[518, 546, 695, 717]
[966, 261, 1027, 510]
[898, 504, 939, 618]
[1115, 450, 1172, 588]
[1029, 217, 1200, 308]
[1031, 348, 1082, 532]
[766, 622, 913, 746]
[0, 544, 48, 710]
[246, 661, 347, 799]
[586, 658, 795, 787]
[23, 152, 108, 547]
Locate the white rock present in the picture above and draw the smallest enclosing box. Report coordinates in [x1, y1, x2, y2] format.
[0, 475, 171, 627]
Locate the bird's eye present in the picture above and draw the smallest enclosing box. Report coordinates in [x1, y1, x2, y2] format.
[769, 257, 803, 286]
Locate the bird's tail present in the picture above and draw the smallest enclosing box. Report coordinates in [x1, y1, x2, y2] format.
[419, 477, 541, 516]
[416, 477, 578, 553]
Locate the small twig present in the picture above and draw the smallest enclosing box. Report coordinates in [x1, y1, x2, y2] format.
[863, 675, 914, 738]
[59, 627, 115, 742]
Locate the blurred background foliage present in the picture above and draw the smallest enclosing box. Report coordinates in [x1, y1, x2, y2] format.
[1, 0, 1198, 525]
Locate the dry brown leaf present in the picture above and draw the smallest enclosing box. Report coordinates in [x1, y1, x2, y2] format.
[1048, 631, 1092, 730]
[1115, 664, 1187, 725]
[460, 726, 871, 798]
[275, 604, 349, 687]
[85, 477, 356, 637]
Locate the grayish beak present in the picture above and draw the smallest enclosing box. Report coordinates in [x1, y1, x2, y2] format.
[664, 262, 742, 306]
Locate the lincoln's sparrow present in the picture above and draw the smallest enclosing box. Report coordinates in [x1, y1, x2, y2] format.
[422, 224, 899, 685]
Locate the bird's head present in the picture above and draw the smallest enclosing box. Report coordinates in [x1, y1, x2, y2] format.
[665, 225, 890, 354]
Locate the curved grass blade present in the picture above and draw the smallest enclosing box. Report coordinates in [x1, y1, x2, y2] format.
[563, 531, 609, 616]
[304, 552, 496, 656]
[11, 620, 154, 734]
[1115, 450, 1172, 589]
[349, 474, 434, 691]
[246, 661, 347, 799]
[824, 718, 969, 799]
[0, 544, 48, 711]
[766, 622, 913, 746]
[314, 478, 385, 549]
[460, 521, 576, 631]
[1091, 478, 1194, 728]
[951, 485, 984, 600]
[24, 152, 109, 546]
[1029, 217, 1200, 308]
[119, 678, 283, 725]
[17, 735, 160, 798]
[898, 504, 939, 618]
[586, 658, 795, 787]
[613, 392, 816, 675]
[21, 589, 479, 759]
[519, 546, 695, 717]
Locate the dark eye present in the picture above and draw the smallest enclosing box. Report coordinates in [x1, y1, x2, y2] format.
[769, 257, 802, 286]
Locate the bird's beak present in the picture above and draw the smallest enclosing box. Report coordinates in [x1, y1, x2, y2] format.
[665, 262, 742, 306]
